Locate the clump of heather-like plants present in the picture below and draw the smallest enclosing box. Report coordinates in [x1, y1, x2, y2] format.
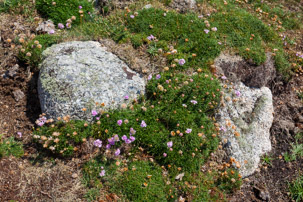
[17, 34, 59, 68]
[36, 0, 94, 26]
[33, 71, 220, 173]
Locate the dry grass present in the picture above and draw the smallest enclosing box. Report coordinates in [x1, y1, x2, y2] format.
[0, 156, 87, 201]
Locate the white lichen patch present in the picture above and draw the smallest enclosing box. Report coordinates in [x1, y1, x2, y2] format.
[216, 82, 274, 177]
[38, 41, 145, 120]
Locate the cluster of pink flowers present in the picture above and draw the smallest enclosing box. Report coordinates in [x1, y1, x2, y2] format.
[35, 116, 47, 127]
[147, 35, 156, 41]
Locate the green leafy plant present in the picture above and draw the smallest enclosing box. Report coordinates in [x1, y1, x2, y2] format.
[261, 154, 274, 166]
[0, 135, 24, 159]
[289, 174, 303, 202]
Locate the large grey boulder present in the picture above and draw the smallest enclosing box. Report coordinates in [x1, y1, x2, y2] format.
[216, 81, 273, 177]
[38, 41, 145, 120]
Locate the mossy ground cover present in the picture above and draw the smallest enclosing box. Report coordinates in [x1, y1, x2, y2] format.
[1, 0, 302, 200]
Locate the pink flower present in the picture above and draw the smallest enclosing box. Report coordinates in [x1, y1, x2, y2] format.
[66, 23, 71, 29]
[185, 129, 192, 134]
[163, 153, 167, 157]
[17, 132, 22, 138]
[147, 35, 156, 41]
[79, 5, 82, 9]
[91, 110, 98, 116]
[58, 23, 64, 29]
[140, 120, 147, 127]
[122, 135, 127, 141]
[148, 74, 152, 80]
[48, 29, 55, 34]
[235, 90, 241, 97]
[117, 120, 123, 126]
[204, 29, 209, 34]
[99, 169, 105, 177]
[130, 15, 135, 18]
[191, 100, 198, 105]
[114, 149, 121, 156]
[156, 74, 161, 79]
[167, 141, 173, 148]
[220, 126, 227, 132]
[178, 59, 185, 66]
[130, 136, 135, 142]
[124, 95, 129, 100]
[93, 139, 102, 148]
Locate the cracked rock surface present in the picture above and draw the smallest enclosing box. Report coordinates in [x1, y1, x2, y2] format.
[216, 82, 274, 177]
[38, 41, 145, 121]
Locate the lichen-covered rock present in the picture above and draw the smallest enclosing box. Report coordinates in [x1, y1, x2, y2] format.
[38, 41, 145, 120]
[170, 0, 197, 13]
[216, 82, 273, 177]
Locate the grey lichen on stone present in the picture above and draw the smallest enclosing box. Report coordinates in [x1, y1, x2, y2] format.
[38, 41, 145, 121]
[216, 82, 273, 177]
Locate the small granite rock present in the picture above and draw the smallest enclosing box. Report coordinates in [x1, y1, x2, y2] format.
[38, 41, 145, 121]
[13, 89, 25, 102]
[4, 64, 19, 78]
[170, 0, 197, 13]
[216, 82, 273, 177]
[36, 20, 55, 33]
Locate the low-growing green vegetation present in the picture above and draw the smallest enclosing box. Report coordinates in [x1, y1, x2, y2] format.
[0, 135, 24, 159]
[17, 34, 59, 68]
[289, 174, 303, 202]
[36, 0, 94, 25]
[284, 133, 303, 162]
